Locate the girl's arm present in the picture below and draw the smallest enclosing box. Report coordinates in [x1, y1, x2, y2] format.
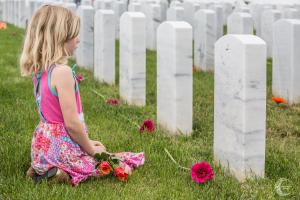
[52, 65, 99, 156]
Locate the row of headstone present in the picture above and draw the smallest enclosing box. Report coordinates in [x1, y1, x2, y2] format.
[0, 0, 77, 28]
[104, 13, 300, 184]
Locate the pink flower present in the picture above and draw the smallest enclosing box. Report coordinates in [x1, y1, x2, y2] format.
[106, 98, 120, 106]
[191, 161, 214, 184]
[75, 74, 85, 83]
[139, 119, 155, 133]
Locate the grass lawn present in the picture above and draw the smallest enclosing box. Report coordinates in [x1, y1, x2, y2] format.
[0, 24, 300, 200]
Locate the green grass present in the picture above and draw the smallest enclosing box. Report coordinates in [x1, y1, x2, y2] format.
[1, 24, 300, 200]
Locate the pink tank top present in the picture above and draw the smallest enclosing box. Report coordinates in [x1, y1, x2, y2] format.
[33, 64, 84, 124]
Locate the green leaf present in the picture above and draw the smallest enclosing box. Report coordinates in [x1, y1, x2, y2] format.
[94, 153, 102, 162]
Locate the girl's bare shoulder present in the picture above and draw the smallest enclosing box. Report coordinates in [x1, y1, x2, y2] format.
[52, 64, 74, 85]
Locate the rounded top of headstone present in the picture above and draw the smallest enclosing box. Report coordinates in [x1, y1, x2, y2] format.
[96, 9, 114, 15]
[78, 4, 94, 10]
[262, 9, 282, 14]
[197, 9, 216, 14]
[158, 21, 192, 32]
[216, 35, 266, 46]
[120, 12, 146, 20]
[230, 12, 252, 18]
[275, 18, 300, 25]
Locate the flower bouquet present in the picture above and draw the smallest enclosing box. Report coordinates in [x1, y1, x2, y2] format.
[94, 152, 129, 181]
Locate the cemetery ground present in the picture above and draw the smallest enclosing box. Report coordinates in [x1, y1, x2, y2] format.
[1, 24, 300, 200]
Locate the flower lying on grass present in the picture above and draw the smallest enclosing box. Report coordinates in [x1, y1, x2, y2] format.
[106, 98, 120, 106]
[75, 74, 85, 83]
[164, 148, 214, 184]
[191, 161, 214, 184]
[95, 152, 129, 182]
[139, 119, 155, 133]
[0, 22, 7, 30]
[272, 97, 286, 104]
[92, 89, 120, 106]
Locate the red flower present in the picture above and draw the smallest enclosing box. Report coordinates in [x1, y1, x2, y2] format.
[75, 74, 85, 83]
[191, 161, 214, 184]
[99, 161, 112, 175]
[272, 97, 286, 104]
[106, 98, 120, 106]
[139, 119, 155, 133]
[114, 167, 129, 181]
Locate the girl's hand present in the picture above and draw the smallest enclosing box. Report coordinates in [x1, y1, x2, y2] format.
[90, 140, 105, 147]
[90, 140, 106, 155]
[93, 145, 106, 155]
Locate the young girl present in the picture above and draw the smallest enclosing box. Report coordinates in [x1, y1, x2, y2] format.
[21, 5, 144, 186]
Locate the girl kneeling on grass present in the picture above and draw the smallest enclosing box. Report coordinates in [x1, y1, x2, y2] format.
[20, 5, 144, 186]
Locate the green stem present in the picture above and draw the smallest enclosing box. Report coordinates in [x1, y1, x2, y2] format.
[91, 89, 140, 129]
[164, 148, 190, 171]
[91, 89, 106, 101]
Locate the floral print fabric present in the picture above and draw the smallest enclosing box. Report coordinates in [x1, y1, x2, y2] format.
[31, 122, 145, 185]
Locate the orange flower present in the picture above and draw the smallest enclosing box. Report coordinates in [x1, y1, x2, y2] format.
[272, 97, 286, 104]
[99, 161, 112, 175]
[0, 22, 7, 30]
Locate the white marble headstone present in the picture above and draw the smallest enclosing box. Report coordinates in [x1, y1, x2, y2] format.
[272, 19, 300, 104]
[94, 10, 115, 85]
[120, 12, 146, 106]
[81, 0, 91, 6]
[222, 2, 233, 25]
[249, 3, 265, 37]
[194, 9, 217, 71]
[283, 8, 300, 19]
[183, 1, 200, 28]
[170, 0, 182, 8]
[227, 12, 254, 34]
[211, 4, 224, 39]
[261, 9, 282, 58]
[113, 1, 126, 39]
[157, 21, 193, 135]
[214, 34, 266, 182]
[0, 0, 3, 21]
[146, 3, 162, 50]
[18, 0, 27, 28]
[166, 6, 184, 21]
[76, 5, 94, 70]
[63, 2, 77, 13]
[128, 2, 142, 12]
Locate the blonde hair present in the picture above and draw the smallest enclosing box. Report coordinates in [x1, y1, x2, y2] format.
[20, 4, 80, 76]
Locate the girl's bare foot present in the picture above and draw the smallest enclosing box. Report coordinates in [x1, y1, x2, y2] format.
[26, 166, 35, 178]
[50, 169, 71, 184]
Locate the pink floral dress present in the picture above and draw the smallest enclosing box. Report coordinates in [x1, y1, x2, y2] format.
[31, 64, 145, 185]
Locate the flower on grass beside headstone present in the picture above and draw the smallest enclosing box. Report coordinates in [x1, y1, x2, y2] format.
[139, 119, 155, 134]
[0, 22, 7, 30]
[164, 148, 214, 184]
[272, 97, 286, 104]
[272, 97, 288, 109]
[191, 161, 214, 184]
[94, 152, 129, 182]
[106, 98, 120, 106]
